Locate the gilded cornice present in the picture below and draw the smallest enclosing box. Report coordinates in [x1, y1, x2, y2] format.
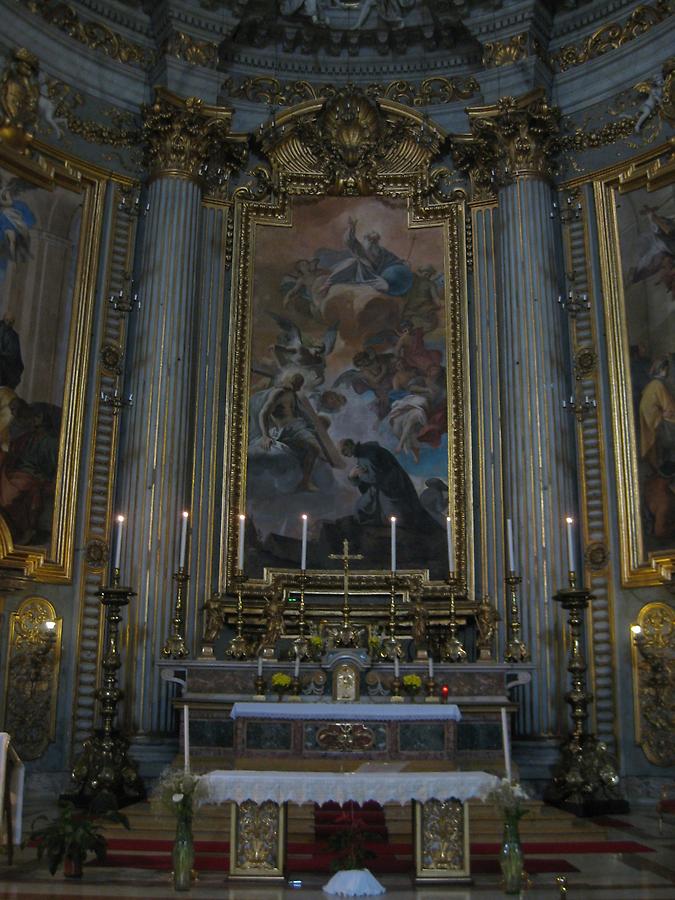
[142, 87, 247, 183]
[162, 30, 219, 69]
[551, 0, 672, 72]
[19, 0, 155, 69]
[221, 74, 481, 108]
[452, 89, 561, 196]
[482, 33, 530, 69]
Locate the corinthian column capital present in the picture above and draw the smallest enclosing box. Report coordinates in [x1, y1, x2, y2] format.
[142, 86, 247, 184]
[452, 89, 560, 197]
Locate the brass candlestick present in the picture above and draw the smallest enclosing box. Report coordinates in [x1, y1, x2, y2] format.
[227, 568, 250, 659]
[441, 572, 467, 662]
[424, 676, 437, 698]
[544, 572, 626, 816]
[329, 540, 362, 647]
[67, 568, 144, 810]
[161, 567, 189, 659]
[293, 570, 310, 661]
[504, 572, 529, 662]
[254, 674, 266, 697]
[390, 674, 403, 701]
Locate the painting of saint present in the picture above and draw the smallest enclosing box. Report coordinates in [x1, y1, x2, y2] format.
[618, 182, 675, 553]
[243, 195, 451, 578]
[0, 166, 83, 549]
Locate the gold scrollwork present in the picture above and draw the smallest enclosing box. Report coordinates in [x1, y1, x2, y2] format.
[232, 800, 284, 876]
[482, 33, 529, 68]
[162, 31, 219, 69]
[20, 0, 155, 68]
[416, 798, 468, 877]
[2, 596, 62, 760]
[631, 601, 675, 766]
[552, 0, 672, 72]
[222, 74, 480, 108]
[316, 722, 375, 751]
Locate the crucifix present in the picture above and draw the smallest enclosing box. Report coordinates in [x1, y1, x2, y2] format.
[329, 539, 363, 631]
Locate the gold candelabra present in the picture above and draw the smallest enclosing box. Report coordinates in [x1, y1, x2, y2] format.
[328, 540, 362, 647]
[544, 572, 626, 815]
[441, 572, 467, 662]
[68, 568, 144, 810]
[161, 567, 189, 659]
[227, 568, 251, 659]
[504, 572, 529, 662]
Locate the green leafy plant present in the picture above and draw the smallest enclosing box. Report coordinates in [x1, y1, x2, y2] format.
[30, 801, 129, 876]
[151, 768, 206, 820]
[327, 808, 381, 873]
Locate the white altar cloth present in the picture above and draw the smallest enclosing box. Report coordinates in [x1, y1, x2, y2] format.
[200, 769, 498, 807]
[230, 701, 462, 721]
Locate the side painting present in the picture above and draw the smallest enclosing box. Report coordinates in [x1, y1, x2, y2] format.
[0, 166, 82, 549]
[618, 182, 675, 556]
[244, 195, 451, 579]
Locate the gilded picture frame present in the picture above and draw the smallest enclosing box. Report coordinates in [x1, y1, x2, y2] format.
[222, 91, 469, 592]
[595, 147, 675, 585]
[0, 142, 105, 581]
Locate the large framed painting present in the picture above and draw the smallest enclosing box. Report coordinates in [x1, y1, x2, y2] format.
[595, 150, 675, 585]
[0, 146, 104, 580]
[223, 92, 468, 588]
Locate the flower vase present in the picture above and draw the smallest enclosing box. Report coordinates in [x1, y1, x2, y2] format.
[173, 811, 194, 892]
[500, 814, 524, 894]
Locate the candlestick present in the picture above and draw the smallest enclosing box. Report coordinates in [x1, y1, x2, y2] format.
[113, 515, 124, 572]
[301, 514, 308, 570]
[446, 516, 455, 572]
[237, 514, 246, 570]
[565, 516, 576, 574]
[183, 703, 190, 773]
[506, 518, 515, 572]
[390, 517, 396, 572]
[179, 511, 189, 569]
[428, 656, 434, 679]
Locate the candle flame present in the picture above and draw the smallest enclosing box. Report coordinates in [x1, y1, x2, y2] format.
[182, 510, 189, 519]
[302, 514, 308, 520]
[116, 514, 125, 523]
[390, 516, 396, 523]
[566, 516, 573, 524]
[631, 624, 642, 635]
[239, 514, 245, 521]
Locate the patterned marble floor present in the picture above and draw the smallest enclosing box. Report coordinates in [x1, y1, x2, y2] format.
[1, 809, 673, 899]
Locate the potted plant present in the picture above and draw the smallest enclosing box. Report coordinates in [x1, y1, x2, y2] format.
[484, 778, 528, 894]
[322, 807, 385, 897]
[152, 768, 206, 892]
[271, 671, 292, 700]
[402, 673, 422, 699]
[30, 801, 129, 878]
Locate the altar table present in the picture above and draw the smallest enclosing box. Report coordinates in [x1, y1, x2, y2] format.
[201, 768, 499, 883]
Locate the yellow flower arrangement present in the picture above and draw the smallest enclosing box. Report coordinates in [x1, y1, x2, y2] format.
[402, 674, 422, 692]
[271, 672, 292, 689]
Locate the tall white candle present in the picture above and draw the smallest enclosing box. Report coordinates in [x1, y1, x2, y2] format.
[183, 703, 190, 773]
[294, 648, 300, 678]
[113, 515, 124, 571]
[566, 517, 576, 573]
[506, 518, 515, 572]
[179, 511, 189, 569]
[390, 517, 397, 572]
[257, 655, 263, 678]
[394, 654, 399, 678]
[237, 514, 245, 570]
[428, 656, 434, 679]
[446, 516, 455, 573]
[301, 514, 308, 570]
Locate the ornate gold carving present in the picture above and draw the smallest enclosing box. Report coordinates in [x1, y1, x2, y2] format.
[584, 541, 609, 571]
[332, 663, 360, 702]
[258, 86, 443, 196]
[552, 1, 672, 72]
[142, 87, 247, 182]
[100, 342, 124, 375]
[574, 347, 597, 378]
[482, 33, 529, 68]
[658, 56, 675, 126]
[222, 74, 480, 108]
[316, 722, 374, 750]
[85, 538, 108, 568]
[452, 89, 560, 194]
[2, 597, 61, 760]
[558, 117, 636, 154]
[416, 799, 467, 876]
[631, 601, 675, 766]
[21, 0, 155, 68]
[232, 800, 284, 877]
[163, 31, 219, 69]
[64, 106, 139, 149]
[0, 47, 40, 153]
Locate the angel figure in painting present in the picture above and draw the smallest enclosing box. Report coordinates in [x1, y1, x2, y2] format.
[0, 176, 35, 279]
[639, 355, 675, 539]
[267, 312, 339, 387]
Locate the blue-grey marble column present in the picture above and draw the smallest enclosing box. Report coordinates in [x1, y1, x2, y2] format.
[498, 174, 577, 738]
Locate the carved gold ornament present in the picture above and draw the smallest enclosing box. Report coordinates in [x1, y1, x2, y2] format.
[231, 800, 285, 877]
[2, 597, 62, 760]
[0, 47, 40, 153]
[316, 722, 375, 751]
[552, 0, 672, 72]
[631, 601, 674, 766]
[162, 32, 219, 69]
[482, 33, 529, 68]
[415, 798, 469, 879]
[142, 87, 248, 182]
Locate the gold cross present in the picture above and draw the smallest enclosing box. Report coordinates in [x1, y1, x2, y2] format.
[329, 540, 363, 628]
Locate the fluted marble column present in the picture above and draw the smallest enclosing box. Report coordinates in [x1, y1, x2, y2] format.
[115, 89, 241, 734]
